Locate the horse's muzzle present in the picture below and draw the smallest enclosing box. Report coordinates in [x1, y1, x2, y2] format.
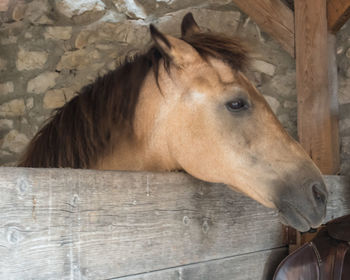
[276, 180, 328, 232]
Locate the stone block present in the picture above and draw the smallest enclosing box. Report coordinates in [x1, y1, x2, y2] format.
[264, 95, 280, 114]
[1, 130, 29, 153]
[251, 60, 276, 76]
[25, 0, 53, 25]
[55, 0, 106, 18]
[16, 49, 48, 71]
[113, 0, 147, 19]
[27, 72, 59, 94]
[0, 99, 25, 117]
[0, 119, 13, 130]
[43, 88, 76, 109]
[56, 49, 100, 71]
[75, 21, 147, 49]
[44, 26, 73, 40]
[0, 82, 14, 95]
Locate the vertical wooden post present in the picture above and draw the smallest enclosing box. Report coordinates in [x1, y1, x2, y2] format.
[294, 0, 340, 174]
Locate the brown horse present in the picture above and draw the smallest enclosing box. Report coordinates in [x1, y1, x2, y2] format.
[19, 13, 327, 232]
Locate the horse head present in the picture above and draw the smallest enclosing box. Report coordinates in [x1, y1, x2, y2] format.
[137, 13, 327, 232]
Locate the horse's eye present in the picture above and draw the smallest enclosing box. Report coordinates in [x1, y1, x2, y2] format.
[226, 99, 248, 112]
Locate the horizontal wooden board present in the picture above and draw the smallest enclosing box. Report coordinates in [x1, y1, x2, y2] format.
[0, 168, 348, 279]
[118, 248, 288, 280]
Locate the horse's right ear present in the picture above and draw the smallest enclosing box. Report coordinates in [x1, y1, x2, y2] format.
[181, 13, 200, 37]
[150, 24, 200, 66]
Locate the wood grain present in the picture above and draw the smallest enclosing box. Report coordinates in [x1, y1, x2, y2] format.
[328, 0, 350, 33]
[232, 0, 295, 57]
[295, 0, 340, 174]
[0, 168, 348, 279]
[118, 248, 288, 280]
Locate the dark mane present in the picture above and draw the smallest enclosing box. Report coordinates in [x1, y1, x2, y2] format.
[18, 32, 248, 168]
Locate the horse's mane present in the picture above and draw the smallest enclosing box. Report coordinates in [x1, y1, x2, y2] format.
[18, 32, 248, 168]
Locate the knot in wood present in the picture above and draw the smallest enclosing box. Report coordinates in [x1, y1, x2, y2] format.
[72, 194, 79, 206]
[202, 220, 209, 234]
[183, 216, 190, 226]
[16, 177, 29, 194]
[6, 226, 24, 245]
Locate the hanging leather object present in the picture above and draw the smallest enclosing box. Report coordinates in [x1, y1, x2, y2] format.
[273, 214, 350, 280]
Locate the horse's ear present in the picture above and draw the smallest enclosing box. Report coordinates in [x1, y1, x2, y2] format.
[181, 13, 200, 37]
[150, 24, 200, 66]
[150, 24, 172, 54]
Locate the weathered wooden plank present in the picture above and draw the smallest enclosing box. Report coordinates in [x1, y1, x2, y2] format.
[0, 168, 348, 280]
[0, 168, 286, 280]
[295, 0, 340, 174]
[324, 175, 350, 221]
[232, 0, 295, 56]
[117, 248, 288, 280]
[328, 0, 350, 33]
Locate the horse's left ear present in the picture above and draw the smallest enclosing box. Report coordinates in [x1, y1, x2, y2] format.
[181, 13, 200, 37]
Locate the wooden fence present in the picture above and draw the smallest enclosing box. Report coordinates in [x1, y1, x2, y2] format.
[0, 167, 349, 280]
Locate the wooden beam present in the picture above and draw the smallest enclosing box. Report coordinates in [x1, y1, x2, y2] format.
[230, 0, 350, 52]
[232, 0, 295, 56]
[294, 0, 340, 174]
[328, 0, 350, 33]
[0, 168, 349, 279]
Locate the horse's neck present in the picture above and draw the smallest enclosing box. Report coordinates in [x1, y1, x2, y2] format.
[94, 138, 149, 170]
[95, 71, 180, 172]
[95, 128, 178, 172]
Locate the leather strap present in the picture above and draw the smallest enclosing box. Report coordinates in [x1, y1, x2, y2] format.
[320, 244, 336, 280]
[333, 243, 349, 279]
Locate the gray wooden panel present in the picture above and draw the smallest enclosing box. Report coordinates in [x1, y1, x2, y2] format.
[118, 248, 287, 280]
[0, 168, 348, 280]
[324, 175, 350, 221]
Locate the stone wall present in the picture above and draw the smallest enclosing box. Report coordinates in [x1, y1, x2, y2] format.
[0, 0, 349, 174]
[337, 24, 350, 175]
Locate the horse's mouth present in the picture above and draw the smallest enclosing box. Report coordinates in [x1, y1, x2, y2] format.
[277, 203, 314, 232]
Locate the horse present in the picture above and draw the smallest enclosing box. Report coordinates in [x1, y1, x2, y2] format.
[18, 13, 327, 232]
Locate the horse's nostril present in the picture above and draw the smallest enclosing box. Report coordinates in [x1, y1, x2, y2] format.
[312, 182, 327, 204]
